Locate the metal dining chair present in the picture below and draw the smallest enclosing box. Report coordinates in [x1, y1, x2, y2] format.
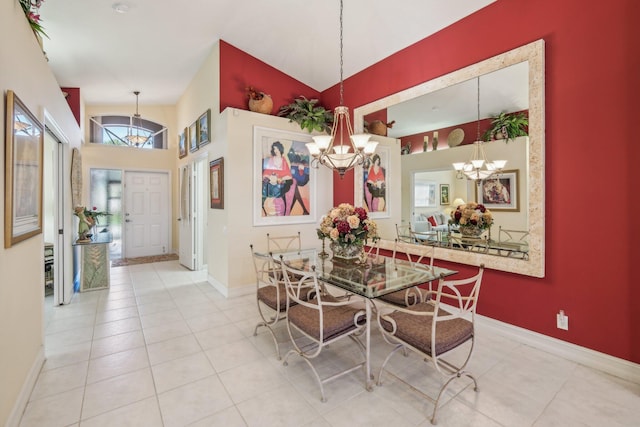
[377, 265, 484, 424]
[280, 256, 368, 402]
[267, 231, 301, 253]
[378, 239, 435, 307]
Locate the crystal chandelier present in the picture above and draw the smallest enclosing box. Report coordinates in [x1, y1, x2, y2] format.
[305, 0, 378, 178]
[452, 77, 506, 182]
[125, 91, 149, 147]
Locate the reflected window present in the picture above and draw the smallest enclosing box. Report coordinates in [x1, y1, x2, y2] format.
[90, 169, 122, 259]
[89, 115, 167, 149]
[414, 178, 436, 208]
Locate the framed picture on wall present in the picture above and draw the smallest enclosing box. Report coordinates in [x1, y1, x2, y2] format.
[252, 126, 316, 226]
[439, 184, 450, 205]
[198, 109, 211, 147]
[178, 128, 187, 158]
[210, 157, 224, 209]
[358, 145, 390, 219]
[4, 90, 44, 248]
[476, 169, 520, 211]
[188, 121, 198, 152]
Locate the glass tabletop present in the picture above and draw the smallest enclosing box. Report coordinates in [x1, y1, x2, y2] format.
[267, 249, 457, 299]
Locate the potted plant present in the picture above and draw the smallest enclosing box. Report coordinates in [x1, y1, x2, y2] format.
[246, 86, 273, 114]
[483, 111, 529, 142]
[277, 96, 333, 133]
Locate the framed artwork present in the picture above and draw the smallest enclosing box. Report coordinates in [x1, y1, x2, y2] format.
[209, 157, 224, 209]
[358, 145, 390, 219]
[253, 126, 316, 226]
[476, 169, 520, 211]
[198, 109, 211, 147]
[4, 90, 44, 248]
[439, 184, 450, 205]
[188, 121, 198, 152]
[178, 128, 187, 158]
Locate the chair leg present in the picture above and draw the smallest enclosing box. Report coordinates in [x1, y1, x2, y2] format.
[430, 371, 479, 425]
[254, 322, 281, 360]
[283, 349, 327, 402]
[376, 343, 404, 386]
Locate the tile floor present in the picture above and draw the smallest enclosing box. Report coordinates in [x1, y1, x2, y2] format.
[19, 260, 640, 426]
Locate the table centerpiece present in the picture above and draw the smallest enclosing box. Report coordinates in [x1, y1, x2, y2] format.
[317, 203, 378, 263]
[450, 202, 493, 237]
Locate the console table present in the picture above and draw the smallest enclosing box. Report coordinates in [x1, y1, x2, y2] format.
[73, 232, 112, 292]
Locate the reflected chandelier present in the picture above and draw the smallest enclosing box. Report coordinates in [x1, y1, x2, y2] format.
[452, 77, 506, 182]
[306, 0, 378, 178]
[125, 91, 149, 147]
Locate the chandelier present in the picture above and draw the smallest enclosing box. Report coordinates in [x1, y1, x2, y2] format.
[305, 0, 378, 178]
[125, 91, 149, 147]
[452, 77, 506, 182]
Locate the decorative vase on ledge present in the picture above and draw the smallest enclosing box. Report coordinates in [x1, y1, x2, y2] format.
[330, 241, 364, 263]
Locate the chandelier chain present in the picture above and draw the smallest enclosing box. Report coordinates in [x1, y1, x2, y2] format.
[476, 77, 480, 142]
[339, 0, 344, 106]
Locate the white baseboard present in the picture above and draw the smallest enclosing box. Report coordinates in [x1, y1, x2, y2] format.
[477, 314, 640, 385]
[206, 275, 254, 299]
[6, 346, 45, 427]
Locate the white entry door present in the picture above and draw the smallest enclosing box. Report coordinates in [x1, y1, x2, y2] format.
[124, 171, 170, 258]
[178, 164, 195, 270]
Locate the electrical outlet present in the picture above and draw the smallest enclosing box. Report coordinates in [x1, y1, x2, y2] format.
[556, 310, 569, 330]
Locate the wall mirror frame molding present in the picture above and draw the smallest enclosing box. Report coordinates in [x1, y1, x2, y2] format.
[354, 39, 545, 277]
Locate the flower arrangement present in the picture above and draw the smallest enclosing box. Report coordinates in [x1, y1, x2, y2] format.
[19, 0, 48, 39]
[74, 206, 110, 226]
[317, 203, 378, 247]
[450, 202, 493, 231]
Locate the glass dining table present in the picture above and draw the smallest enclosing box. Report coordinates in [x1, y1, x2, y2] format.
[264, 248, 458, 389]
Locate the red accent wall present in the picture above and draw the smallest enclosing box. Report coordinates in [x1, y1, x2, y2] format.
[61, 87, 81, 126]
[321, 0, 640, 362]
[219, 40, 321, 115]
[218, 1, 640, 362]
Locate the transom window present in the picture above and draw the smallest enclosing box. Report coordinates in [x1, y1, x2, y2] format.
[89, 115, 167, 149]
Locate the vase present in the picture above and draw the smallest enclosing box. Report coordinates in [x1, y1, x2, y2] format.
[459, 225, 484, 237]
[248, 94, 273, 114]
[330, 241, 364, 263]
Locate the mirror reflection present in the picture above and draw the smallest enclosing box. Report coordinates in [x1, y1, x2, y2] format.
[353, 40, 545, 277]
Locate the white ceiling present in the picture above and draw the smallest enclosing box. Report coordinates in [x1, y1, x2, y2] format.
[39, 0, 495, 106]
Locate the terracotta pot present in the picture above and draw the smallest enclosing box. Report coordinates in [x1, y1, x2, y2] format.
[248, 94, 273, 114]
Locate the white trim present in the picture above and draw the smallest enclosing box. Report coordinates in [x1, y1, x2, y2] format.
[206, 275, 254, 299]
[476, 314, 640, 385]
[6, 347, 45, 427]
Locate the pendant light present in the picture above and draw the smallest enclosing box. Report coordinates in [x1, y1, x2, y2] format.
[125, 91, 149, 147]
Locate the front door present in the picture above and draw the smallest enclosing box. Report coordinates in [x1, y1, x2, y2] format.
[124, 171, 169, 258]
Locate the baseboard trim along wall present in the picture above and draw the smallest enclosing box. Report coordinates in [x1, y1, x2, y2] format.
[7, 346, 45, 427]
[477, 314, 640, 385]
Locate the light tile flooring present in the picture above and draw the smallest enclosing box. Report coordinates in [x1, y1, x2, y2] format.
[20, 260, 640, 426]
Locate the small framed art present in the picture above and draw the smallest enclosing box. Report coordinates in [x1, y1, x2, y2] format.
[439, 184, 450, 205]
[198, 109, 211, 147]
[209, 157, 224, 209]
[178, 128, 187, 158]
[476, 169, 520, 211]
[189, 121, 198, 152]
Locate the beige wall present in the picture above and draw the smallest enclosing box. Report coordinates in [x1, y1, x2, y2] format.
[0, 2, 82, 425]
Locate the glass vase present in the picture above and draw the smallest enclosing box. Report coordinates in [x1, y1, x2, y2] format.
[330, 241, 364, 263]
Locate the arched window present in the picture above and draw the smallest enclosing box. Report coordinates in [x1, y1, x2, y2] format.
[89, 115, 167, 149]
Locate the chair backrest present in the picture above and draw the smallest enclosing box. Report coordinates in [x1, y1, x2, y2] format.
[365, 238, 381, 260]
[267, 232, 301, 253]
[498, 226, 529, 243]
[279, 256, 320, 307]
[432, 264, 484, 323]
[250, 244, 278, 287]
[392, 239, 434, 270]
[395, 223, 412, 243]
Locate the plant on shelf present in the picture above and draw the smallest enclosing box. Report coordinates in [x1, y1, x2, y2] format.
[277, 95, 333, 134]
[483, 111, 528, 142]
[19, 0, 48, 39]
[74, 206, 110, 227]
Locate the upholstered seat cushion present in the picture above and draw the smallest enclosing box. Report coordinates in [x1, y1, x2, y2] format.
[288, 295, 365, 342]
[379, 287, 431, 307]
[380, 302, 473, 356]
[257, 283, 290, 312]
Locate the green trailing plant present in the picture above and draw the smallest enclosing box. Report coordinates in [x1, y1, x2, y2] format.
[483, 111, 529, 142]
[277, 96, 333, 134]
[19, 0, 49, 39]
